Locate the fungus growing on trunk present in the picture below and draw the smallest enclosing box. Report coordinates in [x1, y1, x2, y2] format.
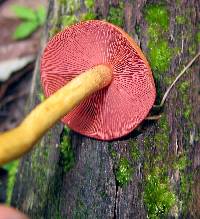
[0, 20, 156, 165]
[41, 20, 156, 140]
[0, 205, 28, 219]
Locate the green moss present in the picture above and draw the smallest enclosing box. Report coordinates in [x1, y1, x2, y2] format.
[73, 199, 91, 218]
[115, 157, 133, 186]
[129, 140, 141, 161]
[31, 142, 50, 189]
[196, 32, 200, 43]
[176, 15, 186, 24]
[148, 40, 172, 74]
[135, 24, 141, 35]
[38, 92, 45, 102]
[107, 2, 124, 27]
[178, 81, 190, 93]
[173, 155, 193, 214]
[144, 172, 176, 219]
[58, 0, 67, 6]
[174, 155, 187, 171]
[59, 127, 75, 172]
[85, 0, 94, 9]
[177, 81, 192, 120]
[188, 44, 197, 56]
[143, 115, 177, 218]
[49, 18, 60, 37]
[144, 4, 172, 76]
[3, 160, 19, 204]
[144, 5, 169, 30]
[61, 15, 78, 27]
[108, 143, 117, 159]
[66, 0, 75, 13]
[81, 12, 96, 21]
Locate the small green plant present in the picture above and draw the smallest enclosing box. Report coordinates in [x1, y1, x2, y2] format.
[11, 5, 46, 40]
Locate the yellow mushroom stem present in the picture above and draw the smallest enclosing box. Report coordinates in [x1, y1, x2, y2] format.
[0, 64, 112, 165]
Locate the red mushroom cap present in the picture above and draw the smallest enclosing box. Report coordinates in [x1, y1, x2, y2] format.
[0, 205, 28, 219]
[41, 20, 156, 140]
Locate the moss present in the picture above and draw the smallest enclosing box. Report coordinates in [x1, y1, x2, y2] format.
[135, 24, 141, 35]
[49, 18, 60, 37]
[59, 126, 75, 172]
[31, 143, 50, 191]
[188, 44, 197, 56]
[80, 12, 96, 21]
[3, 160, 19, 204]
[174, 155, 187, 171]
[108, 143, 117, 159]
[115, 157, 133, 186]
[173, 155, 193, 214]
[183, 107, 192, 119]
[73, 199, 90, 218]
[144, 172, 176, 218]
[176, 15, 186, 24]
[107, 2, 124, 27]
[38, 92, 45, 102]
[66, 0, 75, 13]
[144, 4, 172, 77]
[178, 81, 192, 120]
[144, 5, 169, 30]
[58, 0, 67, 6]
[148, 40, 172, 74]
[129, 140, 141, 161]
[61, 15, 78, 27]
[84, 0, 94, 9]
[154, 115, 170, 151]
[178, 81, 190, 93]
[143, 115, 177, 218]
[196, 32, 200, 43]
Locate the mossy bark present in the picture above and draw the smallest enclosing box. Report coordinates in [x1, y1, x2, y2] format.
[12, 0, 200, 218]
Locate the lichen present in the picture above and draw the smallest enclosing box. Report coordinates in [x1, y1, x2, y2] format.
[107, 2, 124, 27]
[115, 157, 133, 186]
[144, 4, 172, 78]
[3, 160, 19, 204]
[59, 126, 75, 172]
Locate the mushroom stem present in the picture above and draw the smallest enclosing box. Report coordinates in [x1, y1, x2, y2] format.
[0, 64, 112, 165]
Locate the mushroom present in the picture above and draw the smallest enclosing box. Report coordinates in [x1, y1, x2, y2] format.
[0, 205, 28, 219]
[0, 20, 156, 165]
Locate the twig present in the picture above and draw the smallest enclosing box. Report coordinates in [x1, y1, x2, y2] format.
[155, 51, 200, 108]
[146, 115, 162, 120]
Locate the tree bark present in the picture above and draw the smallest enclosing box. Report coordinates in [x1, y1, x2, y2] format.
[12, 0, 200, 218]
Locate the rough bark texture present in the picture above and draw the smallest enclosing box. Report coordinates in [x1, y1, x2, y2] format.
[12, 0, 199, 218]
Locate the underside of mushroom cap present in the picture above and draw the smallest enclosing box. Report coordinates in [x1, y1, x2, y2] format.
[41, 20, 156, 140]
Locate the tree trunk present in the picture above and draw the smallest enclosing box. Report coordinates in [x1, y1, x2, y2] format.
[12, 0, 200, 218]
